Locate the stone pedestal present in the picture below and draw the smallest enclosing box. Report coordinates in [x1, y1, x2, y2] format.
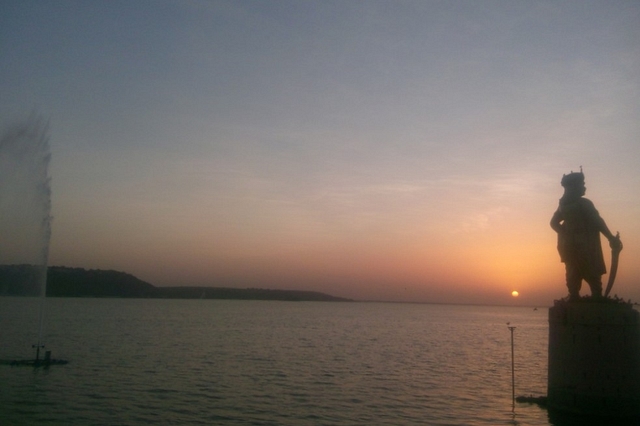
[548, 300, 640, 418]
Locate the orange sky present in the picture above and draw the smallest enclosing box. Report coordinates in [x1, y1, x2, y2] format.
[3, 2, 640, 306]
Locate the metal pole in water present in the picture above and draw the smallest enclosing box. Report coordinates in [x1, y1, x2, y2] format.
[508, 325, 516, 408]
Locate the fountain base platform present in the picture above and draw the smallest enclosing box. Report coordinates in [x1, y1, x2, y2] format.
[1, 358, 69, 367]
[0, 350, 69, 367]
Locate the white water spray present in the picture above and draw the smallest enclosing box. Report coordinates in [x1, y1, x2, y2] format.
[0, 114, 52, 360]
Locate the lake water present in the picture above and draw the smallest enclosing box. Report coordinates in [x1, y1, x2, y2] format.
[0, 298, 613, 425]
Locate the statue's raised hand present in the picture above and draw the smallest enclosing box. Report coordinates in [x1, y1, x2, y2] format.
[609, 233, 622, 251]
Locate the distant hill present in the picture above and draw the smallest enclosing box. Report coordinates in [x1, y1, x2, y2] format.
[152, 286, 351, 302]
[0, 264, 46, 296]
[47, 266, 157, 298]
[0, 265, 352, 302]
[0, 265, 156, 297]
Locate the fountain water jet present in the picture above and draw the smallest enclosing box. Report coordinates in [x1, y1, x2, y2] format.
[0, 114, 66, 366]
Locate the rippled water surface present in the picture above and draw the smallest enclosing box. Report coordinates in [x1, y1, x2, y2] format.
[1, 298, 554, 425]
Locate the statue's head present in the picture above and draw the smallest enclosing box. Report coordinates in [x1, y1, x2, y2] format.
[561, 168, 586, 198]
[561, 171, 584, 188]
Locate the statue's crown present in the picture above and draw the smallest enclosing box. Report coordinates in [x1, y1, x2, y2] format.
[561, 166, 584, 188]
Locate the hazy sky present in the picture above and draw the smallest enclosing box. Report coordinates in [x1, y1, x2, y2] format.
[2, 0, 639, 306]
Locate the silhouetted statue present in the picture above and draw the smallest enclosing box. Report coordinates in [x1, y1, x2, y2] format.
[550, 170, 622, 300]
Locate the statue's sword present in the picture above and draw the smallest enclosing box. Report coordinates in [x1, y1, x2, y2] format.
[604, 232, 622, 298]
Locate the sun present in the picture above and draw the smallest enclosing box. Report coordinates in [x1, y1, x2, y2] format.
[511, 290, 519, 297]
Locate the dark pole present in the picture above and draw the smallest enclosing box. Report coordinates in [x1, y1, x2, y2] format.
[32, 343, 44, 362]
[508, 326, 516, 408]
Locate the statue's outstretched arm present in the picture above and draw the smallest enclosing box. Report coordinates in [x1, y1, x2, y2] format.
[594, 215, 622, 250]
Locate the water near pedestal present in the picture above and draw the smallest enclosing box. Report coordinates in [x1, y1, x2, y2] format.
[1, 300, 553, 425]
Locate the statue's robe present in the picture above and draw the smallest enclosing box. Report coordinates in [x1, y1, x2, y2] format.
[551, 197, 607, 277]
